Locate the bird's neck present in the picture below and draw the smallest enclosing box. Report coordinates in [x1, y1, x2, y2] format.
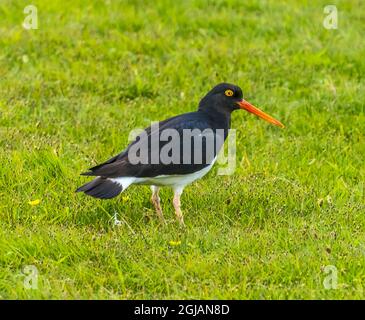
[198, 107, 232, 130]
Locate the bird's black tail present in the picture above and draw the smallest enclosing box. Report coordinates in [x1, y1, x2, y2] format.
[76, 177, 123, 199]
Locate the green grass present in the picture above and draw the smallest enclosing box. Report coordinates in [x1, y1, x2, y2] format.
[1, 0, 365, 299]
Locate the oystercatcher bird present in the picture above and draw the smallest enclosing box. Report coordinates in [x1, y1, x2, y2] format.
[77, 83, 284, 225]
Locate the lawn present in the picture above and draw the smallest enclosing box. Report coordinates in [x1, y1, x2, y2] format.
[0, 0, 364, 299]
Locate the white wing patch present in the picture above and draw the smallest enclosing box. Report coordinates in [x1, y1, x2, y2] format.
[109, 177, 136, 191]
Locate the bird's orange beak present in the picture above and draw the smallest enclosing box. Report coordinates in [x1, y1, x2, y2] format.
[237, 100, 285, 128]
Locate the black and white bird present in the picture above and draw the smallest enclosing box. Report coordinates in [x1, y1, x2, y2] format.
[76, 83, 284, 225]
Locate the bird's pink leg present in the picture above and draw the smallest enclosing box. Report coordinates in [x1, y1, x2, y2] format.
[151, 186, 165, 223]
[173, 187, 184, 226]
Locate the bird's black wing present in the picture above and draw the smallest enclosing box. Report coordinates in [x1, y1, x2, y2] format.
[81, 111, 227, 178]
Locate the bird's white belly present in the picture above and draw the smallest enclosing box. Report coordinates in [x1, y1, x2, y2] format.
[136, 163, 214, 187]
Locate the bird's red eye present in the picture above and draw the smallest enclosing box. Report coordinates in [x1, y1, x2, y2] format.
[225, 89, 234, 97]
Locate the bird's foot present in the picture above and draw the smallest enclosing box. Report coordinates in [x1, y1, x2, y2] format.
[157, 212, 166, 225]
[176, 214, 185, 227]
[151, 195, 166, 224]
[173, 189, 185, 226]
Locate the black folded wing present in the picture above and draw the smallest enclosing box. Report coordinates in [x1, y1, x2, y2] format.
[81, 111, 228, 178]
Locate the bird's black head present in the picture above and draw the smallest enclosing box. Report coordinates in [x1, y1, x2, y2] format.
[198, 82, 285, 128]
[198, 83, 243, 115]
